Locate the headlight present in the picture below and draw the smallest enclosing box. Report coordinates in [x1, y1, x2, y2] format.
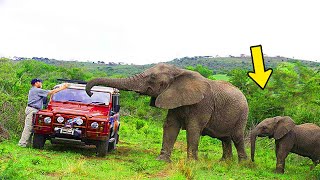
[75, 117, 83, 125]
[44, 117, 52, 124]
[91, 122, 99, 129]
[57, 117, 64, 123]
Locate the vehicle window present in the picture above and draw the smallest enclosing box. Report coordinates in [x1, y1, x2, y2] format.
[52, 89, 110, 104]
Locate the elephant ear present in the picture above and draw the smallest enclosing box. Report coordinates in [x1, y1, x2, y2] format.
[274, 116, 295, 140]
[155, 72, 210, 109]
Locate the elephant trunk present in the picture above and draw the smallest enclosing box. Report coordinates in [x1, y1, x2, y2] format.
[86, 74, 144, 96]
[250, 130, 258, 162]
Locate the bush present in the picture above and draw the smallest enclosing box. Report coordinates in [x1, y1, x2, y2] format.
[229, 62, 320, 127]
[186, 64, 213, 78]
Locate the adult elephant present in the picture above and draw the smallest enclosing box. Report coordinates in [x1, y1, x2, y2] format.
[86, 63, 248, 162]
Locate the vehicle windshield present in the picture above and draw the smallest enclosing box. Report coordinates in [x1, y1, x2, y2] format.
[52, 88, 110, 105]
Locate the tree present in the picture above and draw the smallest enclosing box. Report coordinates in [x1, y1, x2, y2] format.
[185, 64, 213, 78]
[229, 69, 249, 92]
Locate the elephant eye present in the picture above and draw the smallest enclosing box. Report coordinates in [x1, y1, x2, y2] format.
[147, 74, 156, 84]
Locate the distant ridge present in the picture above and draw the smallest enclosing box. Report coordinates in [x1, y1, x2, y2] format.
[10, 56, 320, 75]
[167, 56, 319, 74]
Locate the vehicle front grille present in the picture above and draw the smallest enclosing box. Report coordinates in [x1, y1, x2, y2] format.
[53, 114, 87, 139]
[54, 114, 87, 128]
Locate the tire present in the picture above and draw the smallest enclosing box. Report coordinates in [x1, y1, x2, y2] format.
[96, 135, 110, 157]
[108, 132, 118, 152]
[32, 133, 46, 149]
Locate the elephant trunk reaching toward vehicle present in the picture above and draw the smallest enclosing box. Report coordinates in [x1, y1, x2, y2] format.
[86, 63, 249, 162]
[86, 74, 145, 97]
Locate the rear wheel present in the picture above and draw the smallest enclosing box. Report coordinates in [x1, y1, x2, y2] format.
[32, 133, 46, 149]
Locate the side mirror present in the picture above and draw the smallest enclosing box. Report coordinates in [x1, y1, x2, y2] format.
[114, 105, 120, 113]
[112, 94, 120, 113]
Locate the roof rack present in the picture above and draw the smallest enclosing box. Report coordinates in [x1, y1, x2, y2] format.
[57, 79, 87, 84]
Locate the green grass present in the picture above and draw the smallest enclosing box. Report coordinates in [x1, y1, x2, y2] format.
[1, 116, 319, 179]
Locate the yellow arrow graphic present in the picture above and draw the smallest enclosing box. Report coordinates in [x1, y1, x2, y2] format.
[247, 45, 273, 89]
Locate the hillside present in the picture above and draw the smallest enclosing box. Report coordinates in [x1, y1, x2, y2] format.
[12, 56, 320, 76]
[168, 56, 320, 74]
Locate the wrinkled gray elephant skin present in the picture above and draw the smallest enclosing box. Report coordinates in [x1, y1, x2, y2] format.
[251, 116, 320, 174]
[86, 63, 248, 162]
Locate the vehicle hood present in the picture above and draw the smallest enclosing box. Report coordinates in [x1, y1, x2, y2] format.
[48, 102, 109, 117]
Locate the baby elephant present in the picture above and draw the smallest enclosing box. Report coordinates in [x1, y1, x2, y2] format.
[250, 116, 320, 174]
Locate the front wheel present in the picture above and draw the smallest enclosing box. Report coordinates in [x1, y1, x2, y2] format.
[32, 133, 46, 149]
[108, 133, 119, 152]
[96, 135, 110, 157]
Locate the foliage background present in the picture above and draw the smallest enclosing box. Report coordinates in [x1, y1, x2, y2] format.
[0, 57, 319, 179]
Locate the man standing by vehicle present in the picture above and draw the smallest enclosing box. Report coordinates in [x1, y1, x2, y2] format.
[18, 79, 69, 147]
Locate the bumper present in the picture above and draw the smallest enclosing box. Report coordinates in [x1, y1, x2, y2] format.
[33, 125, 109, 141]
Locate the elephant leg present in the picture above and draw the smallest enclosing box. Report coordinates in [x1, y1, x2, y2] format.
[220, 137, 232, 161]
[231, 132, 248, 162]
[157, 111, 181, 162]
[186, 119, 202, 160]
[275, 142, 290, 174]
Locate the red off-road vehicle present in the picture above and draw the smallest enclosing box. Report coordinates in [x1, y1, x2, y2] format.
[32, 82, 120, 157]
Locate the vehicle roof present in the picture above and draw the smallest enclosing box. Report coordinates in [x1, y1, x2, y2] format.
[54, 83, 119, 93]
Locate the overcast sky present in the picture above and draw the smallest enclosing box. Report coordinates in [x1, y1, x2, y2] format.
[0, 0, 319, 65]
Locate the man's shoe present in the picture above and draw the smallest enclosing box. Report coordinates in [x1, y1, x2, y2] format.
[18, 143, 27, 147]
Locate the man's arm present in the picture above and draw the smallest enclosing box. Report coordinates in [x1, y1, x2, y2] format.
[48, 83, 69, 95]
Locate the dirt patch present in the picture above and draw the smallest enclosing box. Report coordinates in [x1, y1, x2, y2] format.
[174, 141, 186, 151]
[0, 123, 10, 141]
[142, 148, 157, 154]
[148, 164, 172, 179]
[46, 172, 63, 177]
[45, 144, 97, 157]
[36, 153, 53, 160]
